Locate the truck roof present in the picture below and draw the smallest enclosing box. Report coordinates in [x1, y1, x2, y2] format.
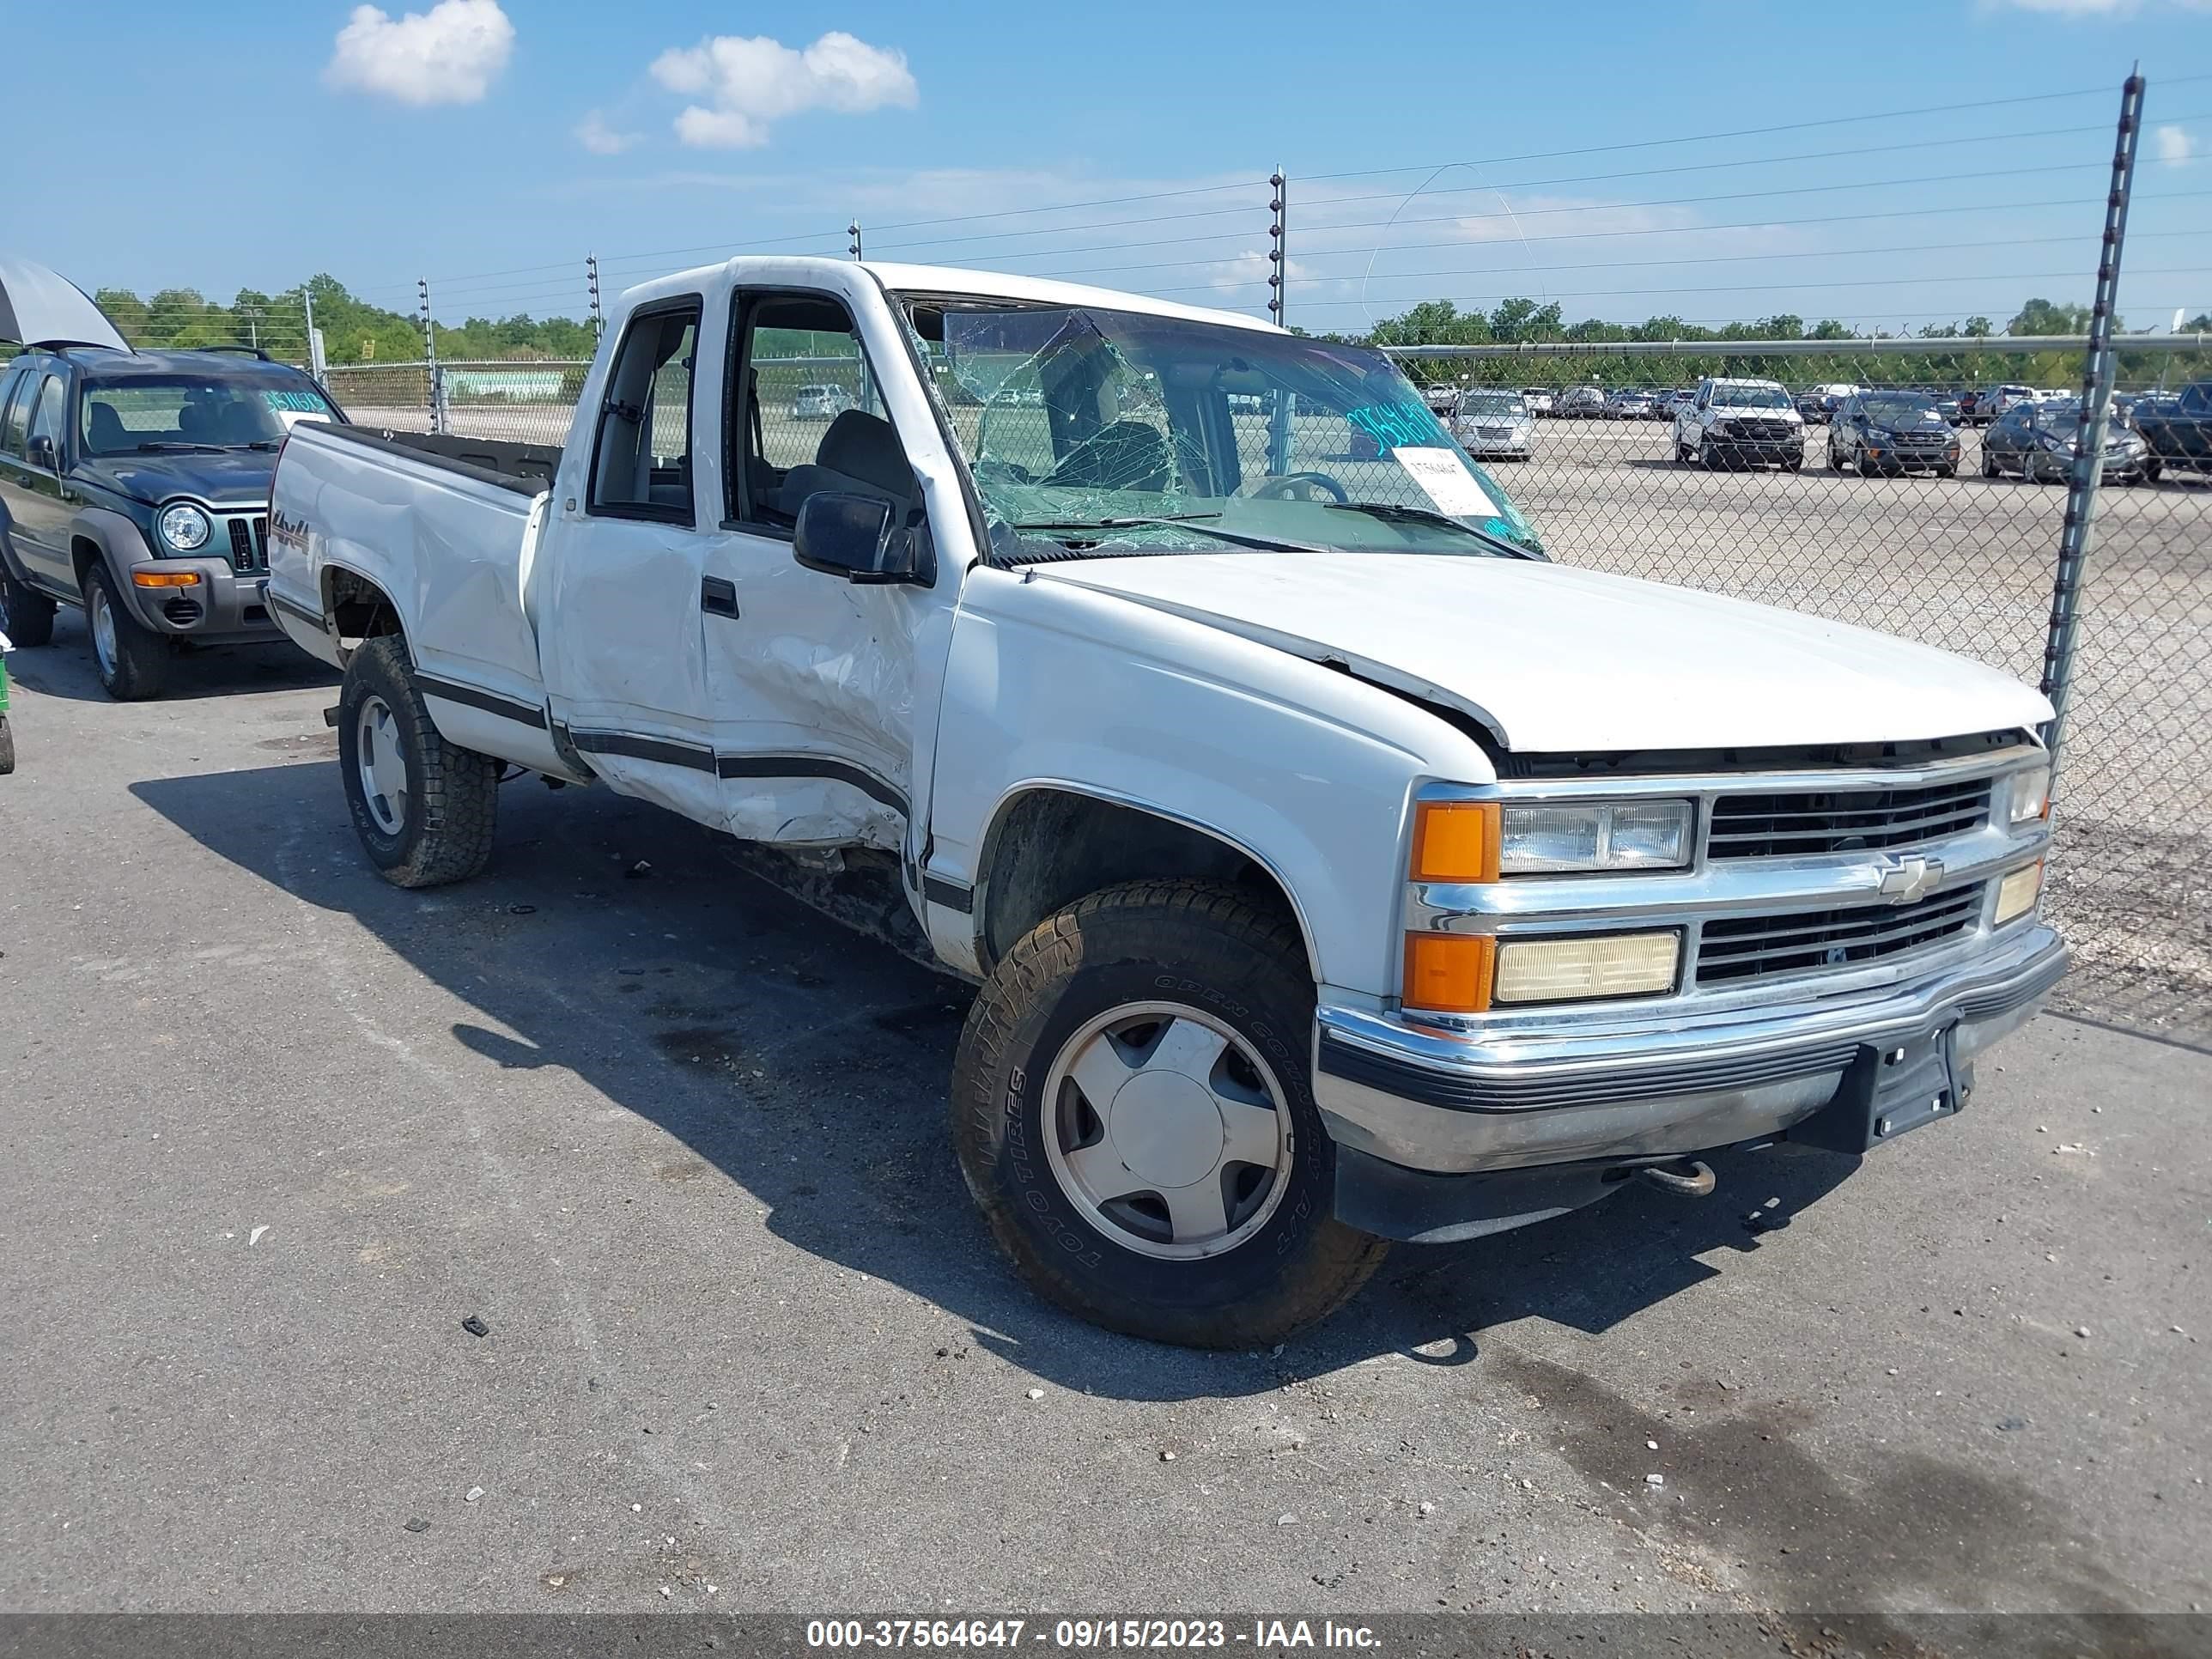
[619, 255, 1281, 337]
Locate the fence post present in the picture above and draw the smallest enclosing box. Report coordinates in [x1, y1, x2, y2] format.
[1267, 168, 1288, 331]
[418, 276, 447, 435]
[2039, 70, 2144, 781]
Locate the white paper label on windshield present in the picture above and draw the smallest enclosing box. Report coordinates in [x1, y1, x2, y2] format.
[1391, 447, 1498, 518]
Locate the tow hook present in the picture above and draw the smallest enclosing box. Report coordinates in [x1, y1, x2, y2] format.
[1633, 1158, 1717, 1199]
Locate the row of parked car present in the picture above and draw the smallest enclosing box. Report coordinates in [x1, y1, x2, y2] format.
[1436, 374, 2212, 483]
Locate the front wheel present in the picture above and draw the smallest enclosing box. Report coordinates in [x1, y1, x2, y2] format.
[2144, 459, 2164, 483]
[84, 563, 168, 701]
[951, 879, 1387, 1347]
[337, 635, 500, 888]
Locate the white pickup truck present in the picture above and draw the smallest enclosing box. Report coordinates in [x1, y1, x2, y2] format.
[265, 258, 2066, 1346]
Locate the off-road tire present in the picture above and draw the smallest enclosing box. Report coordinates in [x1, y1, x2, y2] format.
[0, 565, 56, 647]
[951, 878, 1388, 1347]
[337, 635, 498, 889]
[85, 563, 167, 701]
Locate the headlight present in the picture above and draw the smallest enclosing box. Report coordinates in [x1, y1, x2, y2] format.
[1498, 800, 1693, 874]
[2006, 763, 2051, 826]
[1493, 931, 1680, 1004]
[158, 502, 211, 552]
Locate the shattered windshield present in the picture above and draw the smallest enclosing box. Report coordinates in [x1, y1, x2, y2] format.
[899, 298, 1545, 562]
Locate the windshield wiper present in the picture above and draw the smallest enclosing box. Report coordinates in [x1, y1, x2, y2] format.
[1320, 500, 1534, 558]
[133, 441, 225, 453]
[220, 441, 282, 452]
[1009, 515, 1331, 556]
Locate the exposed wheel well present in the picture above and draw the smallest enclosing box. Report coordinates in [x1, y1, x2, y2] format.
[70, 535, 105, 592]
[975, 788, 1315, 980]
[324, 567, 405, 658]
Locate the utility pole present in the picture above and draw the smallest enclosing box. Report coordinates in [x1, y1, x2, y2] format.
[848, 221, 864, 260]
[586, 253, 603, 339]
[1267, 168, 1288, 331]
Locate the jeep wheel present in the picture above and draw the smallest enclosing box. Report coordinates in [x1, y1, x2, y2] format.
[337, 635, 499, 889]
[0, 567, 56, 647]
[84, 564, 167, 701]
[951, 879, 1387, 1347]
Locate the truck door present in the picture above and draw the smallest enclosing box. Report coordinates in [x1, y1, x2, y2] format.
[695, 285, 946, 854]
[536, 295, 724, 825]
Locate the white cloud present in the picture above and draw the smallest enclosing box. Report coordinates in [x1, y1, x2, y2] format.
[327, 0, 514, 106]
[649, 30, 917, 149]
[575, 111, 641, 155]
[2155, 123, 2199, 166]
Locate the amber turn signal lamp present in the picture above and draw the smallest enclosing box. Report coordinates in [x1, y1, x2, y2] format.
[132, 569, 203, 588]
[1410, 800, 1501, 883]
[1404, 933, 1495, 1014]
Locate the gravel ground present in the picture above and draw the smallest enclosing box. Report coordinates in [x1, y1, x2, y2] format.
[1, 635, 2208, 1632]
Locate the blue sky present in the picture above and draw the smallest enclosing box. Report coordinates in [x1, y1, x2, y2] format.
[17, 0, 2212, 333]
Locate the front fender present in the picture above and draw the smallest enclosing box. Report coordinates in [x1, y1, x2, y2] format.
[68, 507, 164, 626]
[923, 567, 1494, 996]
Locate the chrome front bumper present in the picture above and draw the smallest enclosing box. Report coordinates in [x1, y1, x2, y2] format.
[1314, 921, 2068, 1176]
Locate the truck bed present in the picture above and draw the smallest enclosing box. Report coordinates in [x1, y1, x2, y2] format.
[299, 421, 563, 493]
[266, 419, 568, 775]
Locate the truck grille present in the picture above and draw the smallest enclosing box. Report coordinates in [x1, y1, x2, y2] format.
[226, 515, 269, 574]
[1723, 418, 1797, 441]
[1697, 884, 1984, 987]
[1707, 776, 1992, 859]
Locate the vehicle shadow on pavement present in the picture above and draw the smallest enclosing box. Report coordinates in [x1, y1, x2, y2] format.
[136, 758, 1865, 1402]
[3, 608, 338, 704]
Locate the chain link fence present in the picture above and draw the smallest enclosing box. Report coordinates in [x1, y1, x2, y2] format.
[1381, 338, 2211, 1040]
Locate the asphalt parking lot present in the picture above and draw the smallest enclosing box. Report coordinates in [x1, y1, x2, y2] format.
[3, 621, 2208, 1628]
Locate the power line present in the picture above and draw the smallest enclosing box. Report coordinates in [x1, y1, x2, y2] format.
[1295, 73, 2212, 185]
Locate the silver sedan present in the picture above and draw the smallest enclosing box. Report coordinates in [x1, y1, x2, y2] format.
[1450, 392, 1536, 459]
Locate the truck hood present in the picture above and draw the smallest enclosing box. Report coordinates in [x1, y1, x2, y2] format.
[1036, 552, 2051, 753]
[79, 449, 277, 507]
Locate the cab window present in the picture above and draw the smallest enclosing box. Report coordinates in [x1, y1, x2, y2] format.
[723, 289, 911, 534]
[588, 300, 702, 524]
[0, 368, 33, 455]
[25, 374, 66, 459]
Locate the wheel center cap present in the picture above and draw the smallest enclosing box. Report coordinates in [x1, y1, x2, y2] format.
[1108, 1073, 1225, 1189]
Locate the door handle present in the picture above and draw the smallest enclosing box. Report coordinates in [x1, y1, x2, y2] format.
[701, 576, 739, 618]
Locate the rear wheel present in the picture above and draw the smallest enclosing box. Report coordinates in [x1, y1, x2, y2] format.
[1981, 448, 2000, 479]
[0, 566, 56, 647]
[84, 564, 167, 701]
[951, 879, 1387, 1347]
[337, 635, 499, 888]
[2144, 458, 2164, 483]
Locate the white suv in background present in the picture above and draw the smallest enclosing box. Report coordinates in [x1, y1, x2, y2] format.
[1674, 377, 1808, 471]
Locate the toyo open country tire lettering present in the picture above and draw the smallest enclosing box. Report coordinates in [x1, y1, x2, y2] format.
[0, 566, 56, 648]
[951, 878, 1388, 1347]
[337, 635, 499, 889]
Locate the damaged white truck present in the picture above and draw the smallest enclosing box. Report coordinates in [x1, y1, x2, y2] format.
[265, 258, 2067, 1346]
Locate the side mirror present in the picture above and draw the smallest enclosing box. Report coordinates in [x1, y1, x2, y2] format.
[792, 490, 933, 586]
[27, 434, 58, 470]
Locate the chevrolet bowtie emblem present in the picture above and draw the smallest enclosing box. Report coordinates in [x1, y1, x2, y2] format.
[1875, 854, 1943, 905]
